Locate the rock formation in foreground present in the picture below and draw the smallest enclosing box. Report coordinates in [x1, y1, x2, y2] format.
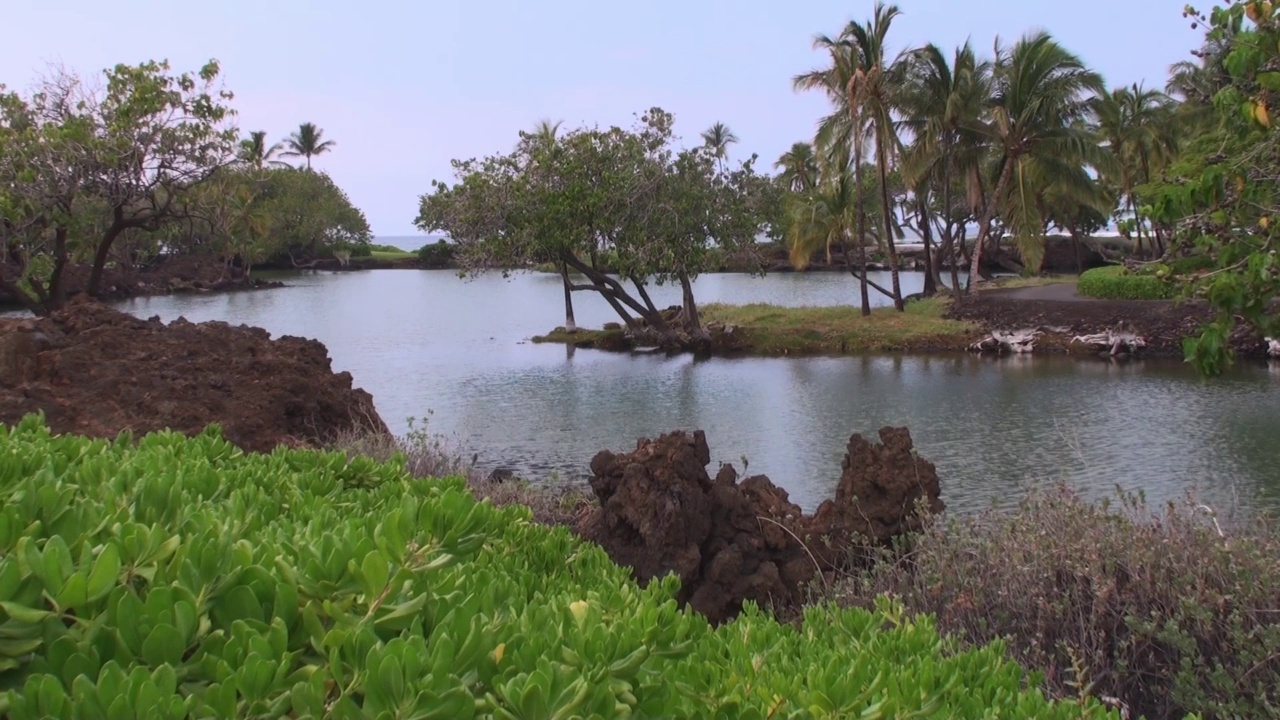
[0, 297, 386, 451]
[581, 427, 943, 623]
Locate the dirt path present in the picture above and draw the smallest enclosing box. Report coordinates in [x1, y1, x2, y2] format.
[986, 282, 1093, 302]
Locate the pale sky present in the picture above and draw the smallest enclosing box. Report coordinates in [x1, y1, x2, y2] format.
[2, 1, 1196, 237]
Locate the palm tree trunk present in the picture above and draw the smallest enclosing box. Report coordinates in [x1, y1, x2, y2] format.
[941, 145, 960, 293]
[1127, 194, 1145, 259]
[917, 194, 937, 297]
[854, 143, 871, 316]
[559, 261, 577, 332]
[1071, 226, 1084, 273]
[875, 134, 904, 310]
[967, 156, 1016, 294]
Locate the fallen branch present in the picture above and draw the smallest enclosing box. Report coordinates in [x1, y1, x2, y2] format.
[969, 328, 1041, 354]
[1071, 323, 1146, 356]
[1267, 337, 1280, 358]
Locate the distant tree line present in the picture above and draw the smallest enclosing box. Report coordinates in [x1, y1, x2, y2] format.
[0, 60, 369, 315]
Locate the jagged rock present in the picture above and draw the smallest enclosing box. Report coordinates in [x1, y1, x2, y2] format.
[583, 431, 813, 623]
[582, 427, 945, 624]
[807, 428, 944, 562]
[0, 297, 386, 452]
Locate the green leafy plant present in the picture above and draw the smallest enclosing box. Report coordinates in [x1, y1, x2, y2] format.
[1078, 265, 1178, 299]
[416, 239, 456, 268]
[0, 415, 1113, 719]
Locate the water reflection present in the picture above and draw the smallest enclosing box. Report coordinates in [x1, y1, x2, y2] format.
[70, 268, 1280, 517]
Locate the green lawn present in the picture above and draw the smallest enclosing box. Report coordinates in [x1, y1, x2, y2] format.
[701, 298, 976, 354]
[535, 297, 979, 355]
[369, 250, 417, 260]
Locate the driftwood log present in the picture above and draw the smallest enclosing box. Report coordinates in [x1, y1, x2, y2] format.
[969, 329, 1041, 354]
[1267, 337, 1280, 358]
[1071, 323, 1146, 356]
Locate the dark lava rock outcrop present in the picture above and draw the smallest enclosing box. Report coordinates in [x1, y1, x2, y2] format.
[582, 427, 943, 623]
[807, 427, 944, 564]
[0, 297, 386, 452]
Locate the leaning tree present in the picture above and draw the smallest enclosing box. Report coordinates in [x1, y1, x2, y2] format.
[0, 60, 237, 314]
[415, 108, 770, 349]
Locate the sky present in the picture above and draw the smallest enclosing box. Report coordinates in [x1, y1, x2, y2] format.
[1, 0, 1199, 237]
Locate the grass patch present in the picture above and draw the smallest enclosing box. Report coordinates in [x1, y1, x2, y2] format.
[700, 297, 976, 354]
[534, 299, 977, 355]
[369, 250, 417, 260]
[1078, 265, 1177, 300]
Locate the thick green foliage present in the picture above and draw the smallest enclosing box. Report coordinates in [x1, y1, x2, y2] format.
[416, 240, 456, 268]
[1142, 2, 1280, 375]
[0, 416, 1111, 719]
[1078, 265, 1177, 300]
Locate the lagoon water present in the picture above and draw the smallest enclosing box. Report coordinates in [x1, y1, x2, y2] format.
[100, 268, 1280, 517]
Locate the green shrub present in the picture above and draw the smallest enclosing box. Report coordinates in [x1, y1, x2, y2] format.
[841, 485, 1280, 720]
[0, 416, 1111, 719]
[1162, 254, 1215, 275]
[348, 242, 373, 258]
[416, 239, 456, 268]
[1078, 265, 1177, 299]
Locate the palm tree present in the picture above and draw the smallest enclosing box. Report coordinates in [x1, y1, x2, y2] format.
[839, 2, 907, 310]
[1092, 84, 1178, 257]
[785, 154, 894, 316]
[701, 122, 739, 171]
[966, 32, 1105, 291]
[774, 142, 820, 192]
[794, 35, 858, 167]
[530, 118, 563, 149]
[793, 11, 905, 311]
[898, 40, 993, 293]
[237, 131, 287, 169]
[281, 122, 336, 170]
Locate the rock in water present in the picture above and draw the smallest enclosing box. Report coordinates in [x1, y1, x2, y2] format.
[582, 426, 945, 624]
[0, 297, 386, 451]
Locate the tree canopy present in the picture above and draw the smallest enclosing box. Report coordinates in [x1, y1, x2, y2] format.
[0, 60, 237, 313]
[416, 108, 776, 349]
[0, 60, 365, 314]
[1140, 1, 1280, 375]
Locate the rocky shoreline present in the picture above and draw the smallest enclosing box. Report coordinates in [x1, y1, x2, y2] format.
[0, 296, 945, 625]
[0, 255, 285, 312]
[0, 298, 385, 451]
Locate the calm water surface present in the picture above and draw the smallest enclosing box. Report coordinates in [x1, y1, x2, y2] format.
[106, 269, 1280, 515]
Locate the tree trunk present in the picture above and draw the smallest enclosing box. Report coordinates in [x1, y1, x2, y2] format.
[917, 194, 937, 297]
[875, 133, 904, 311]
[854, 146, 871, 317]
[1071, 228, 1084, 274]
[47, 227, 69, 311]
[1128, 195, 1145, 259]
[87, 217, 129, 299]
[559, 261, 577, 332]
[947, 233, 962, 294]
[967, 156, 1016, 294]
[679, 272, 709, 343]
[937, 146, 956, 294]
[563, 255, 660, 331]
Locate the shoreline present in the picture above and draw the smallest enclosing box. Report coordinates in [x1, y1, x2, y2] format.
[532, 294, 1279, 362]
